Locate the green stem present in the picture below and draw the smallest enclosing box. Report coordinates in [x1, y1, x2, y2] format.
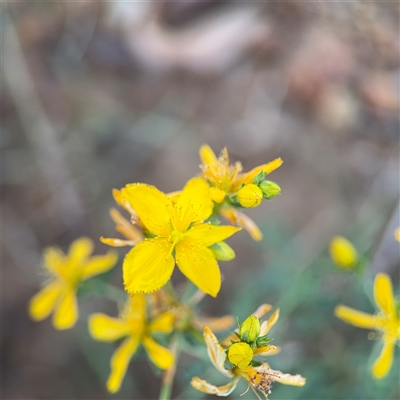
[159, 335, 180, 400]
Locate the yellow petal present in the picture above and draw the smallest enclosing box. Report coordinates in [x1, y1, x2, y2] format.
[112, 188, 138, 217]
[372, 337, 395, 379]
[191, 376, 240, 396]
[203, 327, 233, 377]
[329, 236, 358, 269]
[184, 223, 241, 247]
[175, 241, 221, 297]
[142, 336, 174, 370]
[269, 368, 306, 387]
[120, 184, 172, 236]
[110, 208, 143, 243]
[42, 247, 65, 275]
[68, 237, 94, 265]
[100, 237, 135, 247]
[253, 304, 273, 319]
[123, 238, 175, 294]
[253, 345, 278, 356]
[88, 313, 130, 342]
[172, 177, 214, 231]
[107, 336, 140, 393]
[195, 315, 235, 331]
[126, 293, 147, 322]
[199, 144, 218, 166]
[81, 251, 118, 280]
[28, 280, 63, 321]
[221, 209, 263, 241]
[334, 305, 378, 329]
[52, 288, 78, 330]
[209, 187, 226, 203]
[260, 309, 280, 335]
[233, 158, 283, 189]
[148, 311, 174, 333]
[374, 273, 396, 316]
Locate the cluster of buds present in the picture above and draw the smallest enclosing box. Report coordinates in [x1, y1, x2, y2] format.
[227, 315, 272, 369]
[234, 172, 281, 209]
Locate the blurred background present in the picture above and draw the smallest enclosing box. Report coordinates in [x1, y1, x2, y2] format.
[2, 1, 399, 399]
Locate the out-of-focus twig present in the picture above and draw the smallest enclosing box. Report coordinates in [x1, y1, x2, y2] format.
[3, 11, 83, 226]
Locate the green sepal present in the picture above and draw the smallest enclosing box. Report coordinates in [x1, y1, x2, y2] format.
[256, 334, 272, 347]
[252, 171, 266, 185]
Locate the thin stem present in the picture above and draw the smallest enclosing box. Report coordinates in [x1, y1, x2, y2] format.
[159, 335, 180, 400]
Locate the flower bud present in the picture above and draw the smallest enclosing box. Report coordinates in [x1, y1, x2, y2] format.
[210, 242, 235, 261]
[237, 184, 263, 208]
[329, 236, 358, 269]
[239, 315, 260, 343]
[227, 342, 253, 368]
[259, 180, 281, 199]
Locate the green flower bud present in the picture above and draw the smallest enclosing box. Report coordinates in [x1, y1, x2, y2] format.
[259, 180, 281, 199]
[239, 315, 260, 343]
[210, 242, 236, 261]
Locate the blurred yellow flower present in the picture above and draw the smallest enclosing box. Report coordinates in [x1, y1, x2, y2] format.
[192, 305, 305, 399]
[118, 177, 241, 297]
[335, 273, 400, 379]
[199, 144, 282, 198]
[329, 236, 358, 269]
[88, 294, 174, 393]
[394, 227, 400, 242]
[29, 237, 117, 330]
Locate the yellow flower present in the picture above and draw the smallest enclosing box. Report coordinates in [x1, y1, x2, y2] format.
[329, 236, 358, 269]
[199, 144, 282, 197]
[89, 294, 174, 393]
[29, 238, 117, 330]
[118, 177, 241, 297]
[199, 144, 282, 240]
[191, 305, 306, 399]
[335, 273, 400, 379]
[394, 227, 400, 242]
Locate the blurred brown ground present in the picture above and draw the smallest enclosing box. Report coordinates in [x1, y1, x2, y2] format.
[2, 1, 399, 399]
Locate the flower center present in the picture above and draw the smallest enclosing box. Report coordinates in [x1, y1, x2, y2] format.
[170, 230, 184, 245]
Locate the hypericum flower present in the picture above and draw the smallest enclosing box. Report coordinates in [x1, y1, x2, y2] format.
[329, 236, 359, 269]
[199, 144, 282, 240]
[118, 177, 241, 297]
[29, 237, 117, 330]
[88, 294, 174, 393]
[335, 273, 400, 379]
[191, 305, 306, 399]
[199, 144, 282, 200]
